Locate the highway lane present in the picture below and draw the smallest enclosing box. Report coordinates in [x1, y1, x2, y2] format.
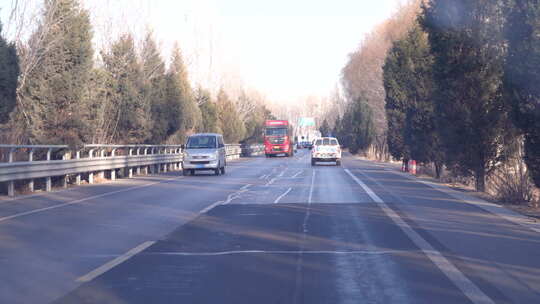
[54, 150, 540, 304]
[0, 154, 289, 304]
[2, 150, 540, 303]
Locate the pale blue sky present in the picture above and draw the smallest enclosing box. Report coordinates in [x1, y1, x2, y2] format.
[0, 0, 402, 103]
[215, 0, 379, 16]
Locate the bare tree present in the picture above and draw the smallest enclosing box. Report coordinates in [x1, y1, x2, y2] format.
[341, 0, 422, 160]
[4, 1, 68, 141]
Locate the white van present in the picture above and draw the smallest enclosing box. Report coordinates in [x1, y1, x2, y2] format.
[182, 133, 226, 176]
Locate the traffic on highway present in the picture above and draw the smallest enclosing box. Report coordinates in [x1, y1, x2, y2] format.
[1, 0, 540, 303]
[0, 148, 538, 304]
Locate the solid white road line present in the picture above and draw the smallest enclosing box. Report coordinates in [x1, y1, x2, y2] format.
[0, 176, 184, 223]
[344, 169, 494, 304]
[274, 188, 292, 204]
[149, 249, 401, 256]
[76, 241, 155, 283]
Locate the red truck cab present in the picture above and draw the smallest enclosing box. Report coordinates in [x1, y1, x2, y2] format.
[264, 120, 294, 157]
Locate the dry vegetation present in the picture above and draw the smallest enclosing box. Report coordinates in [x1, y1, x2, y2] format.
[341, 0, 422, 160]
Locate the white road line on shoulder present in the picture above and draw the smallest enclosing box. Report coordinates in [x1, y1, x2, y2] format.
[274, 187, 292, 204]
[344, 169, 494, 304]
[387, 170, 540, 234]
[76, 241, 155, 283]
[0, 176, 184, 223]
[292, 170, 303, 178]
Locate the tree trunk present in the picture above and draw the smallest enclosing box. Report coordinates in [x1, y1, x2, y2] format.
[435, 161, 443, 179]
[403, 158, 409, 172]
[475, 165, 486, 192]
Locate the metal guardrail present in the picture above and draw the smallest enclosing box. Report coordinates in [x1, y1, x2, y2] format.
[0, 143, 262, 197]
[240, 144, 265, 157]
[225, 144, 242, 160]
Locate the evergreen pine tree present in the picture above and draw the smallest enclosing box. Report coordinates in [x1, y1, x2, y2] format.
[165, 44, 201, 143]
[217, 88, 245, 143]
[319, 119, 330, 137]
[0, 20, 19, 124]
[196, 87, 220, 133]
[383, 24, 444, 177]
[22, 0, 93, 145]
[336, 98, 375, 154]
[504, 0, 540, 187]
[421, 0, 510, 191]
[140, 31, 168, 143]
[102, 34, 150, 143]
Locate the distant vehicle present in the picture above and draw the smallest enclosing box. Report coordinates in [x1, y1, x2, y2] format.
[264, 120, 294, 157]
[311, 137, 341, 166]
[182, 133, 226, 176]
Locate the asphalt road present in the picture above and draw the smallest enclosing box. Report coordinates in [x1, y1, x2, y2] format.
[1, 150, 539, 303]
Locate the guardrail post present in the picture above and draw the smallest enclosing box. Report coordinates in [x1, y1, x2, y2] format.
[180, 148, 183, 169]
[144, 148, 149, 174]
[163, 148, 168, 173]
[156, 148, 162, 173]
[149, 148, 155, 174]
[126, 148, 133, 178]
[7, 148, 15, 196]
[111, 148, 117, 181]
[88, 149, 94, 184]
[98, 149, 105, 180]
[136, 148, 141, 175]
[46, 148, 52, 192]
[75, 151, 81, 185]
[172, 148, 177, 170]
[61, 152, 69, 188]
[28, 149, 35, 192]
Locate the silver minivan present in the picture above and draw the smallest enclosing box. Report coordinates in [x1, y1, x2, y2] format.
[182, 133, 226, 176]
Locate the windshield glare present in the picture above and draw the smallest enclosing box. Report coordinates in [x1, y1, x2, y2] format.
[186, 136, 217, 149]
[265, 128, 287, 136]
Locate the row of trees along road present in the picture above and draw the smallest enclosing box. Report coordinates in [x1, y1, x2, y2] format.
[0, 0, 274, 146]
[338, 0, 422, 160]
[383, 0, 540, 192]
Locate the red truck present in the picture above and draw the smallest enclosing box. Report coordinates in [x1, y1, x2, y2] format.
[264, 120, 294, 157]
